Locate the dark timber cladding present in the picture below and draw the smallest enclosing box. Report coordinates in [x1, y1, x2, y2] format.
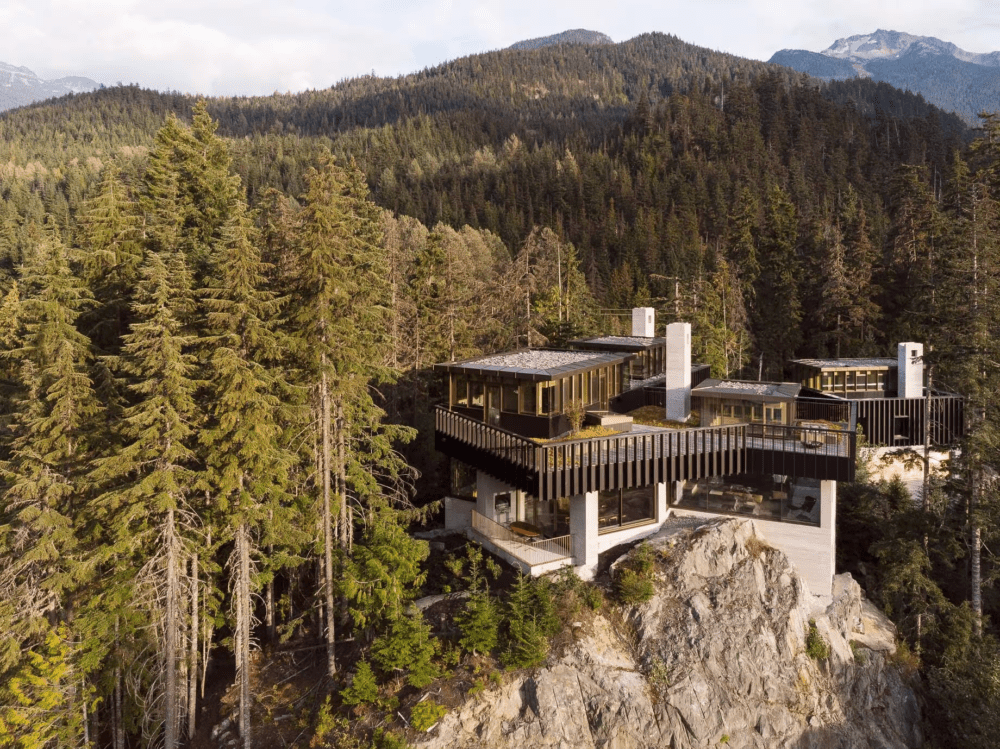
[435, 407, 855, 501]
[854, 394, 964, 446]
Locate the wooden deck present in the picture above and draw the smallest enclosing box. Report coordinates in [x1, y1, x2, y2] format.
[436, 407, 856, 501]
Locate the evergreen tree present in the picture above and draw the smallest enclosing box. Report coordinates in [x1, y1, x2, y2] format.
[343, 509, 428, 637]
[89, 249, 201, 749]
[752, 185, 801, 378]
[0, 222, 100, 747]
[501, 573, 550, 669]
[200, 196, 297, 748]
[286, 153, 406, 677]
[77, 162, 143, 352]
[370, 611, 440, 688]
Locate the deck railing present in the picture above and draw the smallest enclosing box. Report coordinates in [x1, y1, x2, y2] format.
[470, 510, 573, 567]
[437, 406, 856, 499]
[435, 407, 538, 470]
[795, 397, 857, 429]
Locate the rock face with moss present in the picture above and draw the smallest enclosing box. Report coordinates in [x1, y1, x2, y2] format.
[415, 518, 920, 749]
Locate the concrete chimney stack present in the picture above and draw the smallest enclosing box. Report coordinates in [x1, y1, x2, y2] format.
[897, 342, 924, 399]
[632, 307, 655, 338]
[666, 322, 691, 422]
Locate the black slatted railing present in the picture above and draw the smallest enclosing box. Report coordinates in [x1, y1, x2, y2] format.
[435, 406, 856, 500]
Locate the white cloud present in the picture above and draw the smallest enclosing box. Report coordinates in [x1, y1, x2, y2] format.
[8, 0, 999, 96]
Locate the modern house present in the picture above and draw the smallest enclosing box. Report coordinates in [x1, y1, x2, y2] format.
[790, 344, 964, 447]
[435, 312, 962, 596]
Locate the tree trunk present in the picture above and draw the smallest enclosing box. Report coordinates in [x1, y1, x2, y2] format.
[114, 655, 124, 749]
[337, 398, 350, 553]
[265, 575, 275, 644]
[165, 507, 179, 749]
[971, 468, 983, 634]
[189, 553, 199, 738]
[201, 528, 213, 701]
[321, 370, 337, 677]
[235, 521, 253, 749]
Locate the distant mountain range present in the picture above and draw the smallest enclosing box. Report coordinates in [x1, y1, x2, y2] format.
[769, 30, 999, 124]
[0, 62, 100, 112]
[509, 29, 613, 51]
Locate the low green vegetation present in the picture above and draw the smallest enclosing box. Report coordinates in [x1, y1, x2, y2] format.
[615, 542, 658, 604]
[409, 700, 448, 732]
[806, 620, 831, 660]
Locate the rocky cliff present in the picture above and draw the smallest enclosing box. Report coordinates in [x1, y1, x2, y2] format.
[416, 518, 920, 749]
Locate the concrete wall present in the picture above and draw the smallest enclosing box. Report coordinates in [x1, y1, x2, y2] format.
[666, 322, 692, 422]
[444, 496, 474, 531]
[476, 472, 518, 522]
[671, 480, 837, 597]
[898, 342, 924, 399]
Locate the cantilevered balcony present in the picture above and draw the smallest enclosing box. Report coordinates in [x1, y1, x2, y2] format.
[435, 406, 855, 502]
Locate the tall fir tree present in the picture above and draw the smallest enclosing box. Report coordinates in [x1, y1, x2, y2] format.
[200, 196, 299, 748]
[89, 249, 201, 749]
[0, 221, 100, 746]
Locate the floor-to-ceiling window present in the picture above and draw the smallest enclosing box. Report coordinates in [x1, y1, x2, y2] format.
[598, 486, 656, 531]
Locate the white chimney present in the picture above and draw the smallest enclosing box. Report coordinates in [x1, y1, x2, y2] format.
[632, 307, 655, 338]
[897, 342, 924, 399]
[666, 322, 691, 422]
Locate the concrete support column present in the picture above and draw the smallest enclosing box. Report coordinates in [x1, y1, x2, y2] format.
[819, 479, 837, 596]
[571, 491, 599, 579]
[656, 482, 669, 522]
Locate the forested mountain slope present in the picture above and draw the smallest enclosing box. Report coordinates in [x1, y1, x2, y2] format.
[770, 29, 1000, 125]
[0, 29, 999, 749]
[0, 33, 970, 378]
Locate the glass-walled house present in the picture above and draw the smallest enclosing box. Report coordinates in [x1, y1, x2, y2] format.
[692, 379, 801, 428]
[435, 349, 634, 439]
[791, 358, 898, 398]
[570, 336, 666, 383]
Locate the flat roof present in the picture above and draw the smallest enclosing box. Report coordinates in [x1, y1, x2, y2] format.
[693, 379, 802, 400]
[571, 335, 666, 351]
[792, 358, 897, 369]
[434, 349, 633, 381]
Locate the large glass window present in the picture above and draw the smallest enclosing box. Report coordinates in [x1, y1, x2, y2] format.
[502, 383, 519, 413]
[450, 460, 477, 498]
[453, 375, 469, 407]
[675, 474, 820, 527]
[469, 381, 484, 407]
[523, 495, 570, 537]
[521, 383, 537, 414]
[599, 486, 656, 530]
[540, 383, 558, 415]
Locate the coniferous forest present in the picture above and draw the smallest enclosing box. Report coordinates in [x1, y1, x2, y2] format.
[0, 33, 999, 748]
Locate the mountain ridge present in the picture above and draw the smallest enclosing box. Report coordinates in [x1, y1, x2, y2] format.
[769, 29, 999, 124]
[509, 29, 613, 51]
[0, 61, 100, 112]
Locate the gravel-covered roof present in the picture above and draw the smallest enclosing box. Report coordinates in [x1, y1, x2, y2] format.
[693, 379, 801, 400]
[571, 335, 666, 351]
[792, 357, 897, 369]
[434, 349, 632, 380]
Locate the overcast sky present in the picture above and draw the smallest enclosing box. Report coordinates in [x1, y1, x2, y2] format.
[7, 0, 998, 97]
